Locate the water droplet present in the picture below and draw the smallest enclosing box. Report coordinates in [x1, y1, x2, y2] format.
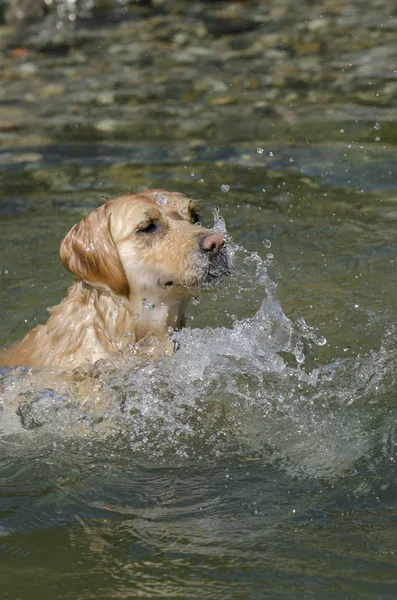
[212, 206, 227, 233]
[142, 298, 155, 310]
[221, 184, 230, 192]
[153, 191, 168, 205]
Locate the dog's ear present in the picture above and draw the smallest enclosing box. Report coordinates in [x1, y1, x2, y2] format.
[60, 201, 129, 296]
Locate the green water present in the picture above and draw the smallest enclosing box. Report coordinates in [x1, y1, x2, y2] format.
[1, 1, 397, 598]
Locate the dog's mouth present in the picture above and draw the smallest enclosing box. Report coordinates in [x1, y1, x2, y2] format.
[198, 254, 232, 290]
[158, 246, 231, 293]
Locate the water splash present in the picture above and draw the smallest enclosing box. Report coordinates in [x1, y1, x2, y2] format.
[1, 241, 396, 480]
[212, 206, 227, 234]
[153, 191, 168, 206]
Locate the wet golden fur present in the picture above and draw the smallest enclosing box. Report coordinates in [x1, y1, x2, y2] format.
[4, 189, 229, 369]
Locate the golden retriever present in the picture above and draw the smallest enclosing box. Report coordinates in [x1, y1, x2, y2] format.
[4, 189, 230, 369]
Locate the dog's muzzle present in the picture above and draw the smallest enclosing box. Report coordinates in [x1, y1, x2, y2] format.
[197, 232, 231, 290]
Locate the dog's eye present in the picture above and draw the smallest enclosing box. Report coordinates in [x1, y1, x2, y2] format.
[190, 209, 200, 224]
[137, 221, 158, 234]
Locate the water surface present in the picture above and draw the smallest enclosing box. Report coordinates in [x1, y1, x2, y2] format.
[1, 1, 397, 598]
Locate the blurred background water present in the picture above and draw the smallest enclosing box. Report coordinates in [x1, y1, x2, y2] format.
[1, 1, 397, 598]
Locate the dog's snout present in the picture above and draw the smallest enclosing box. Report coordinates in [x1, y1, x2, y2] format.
[200, 232, 225, 254]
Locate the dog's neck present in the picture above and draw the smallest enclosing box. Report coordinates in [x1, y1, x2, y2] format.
[48, 281, 186, 361]
[7, 281, 188, 368]
[126, 290, 187, 342]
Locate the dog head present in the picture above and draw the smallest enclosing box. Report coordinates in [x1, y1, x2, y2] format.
[60, 190, 230, 299]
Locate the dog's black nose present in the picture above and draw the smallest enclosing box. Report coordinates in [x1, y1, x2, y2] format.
[200, 232, 225, 254]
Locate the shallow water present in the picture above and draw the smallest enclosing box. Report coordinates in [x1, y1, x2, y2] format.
[1, 1, 397, 598]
